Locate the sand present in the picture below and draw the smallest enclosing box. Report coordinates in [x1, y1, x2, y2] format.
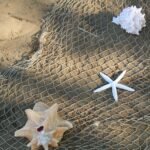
[0, 0, 55, 68]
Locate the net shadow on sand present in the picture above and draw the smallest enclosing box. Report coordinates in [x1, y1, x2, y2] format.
[0, 0, 150, 150]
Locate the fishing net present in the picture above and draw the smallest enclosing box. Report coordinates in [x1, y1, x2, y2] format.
[0, 0, 149, 149]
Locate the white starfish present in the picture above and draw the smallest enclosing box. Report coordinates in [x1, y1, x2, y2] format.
[93, 70, 135, 102]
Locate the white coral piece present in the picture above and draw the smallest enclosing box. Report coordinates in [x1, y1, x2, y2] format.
[15, 102, 73, 150]
[112, 6, 146, 35]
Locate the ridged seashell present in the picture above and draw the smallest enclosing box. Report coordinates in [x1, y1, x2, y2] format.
[112, 6, 146, 35]
[15, 102, 73, 150]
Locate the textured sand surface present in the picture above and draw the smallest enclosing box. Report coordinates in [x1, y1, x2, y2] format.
[0, 0, 55, 68]
[0, 0, 149, 150]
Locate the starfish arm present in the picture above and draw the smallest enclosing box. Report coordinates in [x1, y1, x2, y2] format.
[100, 72, 113, 83]
[116, 83, 135, 91]
[115, 70, 126, 83]
[93, 84, 111, 93]
[112, 83, 118, 102]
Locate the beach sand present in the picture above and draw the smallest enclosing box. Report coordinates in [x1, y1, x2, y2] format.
[0, 0, 55, 68]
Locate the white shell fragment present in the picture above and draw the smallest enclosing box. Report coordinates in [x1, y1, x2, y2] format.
[15, 102, 73, 150]
[112, 6, 146, 35]
[93, 121, 100, 127]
